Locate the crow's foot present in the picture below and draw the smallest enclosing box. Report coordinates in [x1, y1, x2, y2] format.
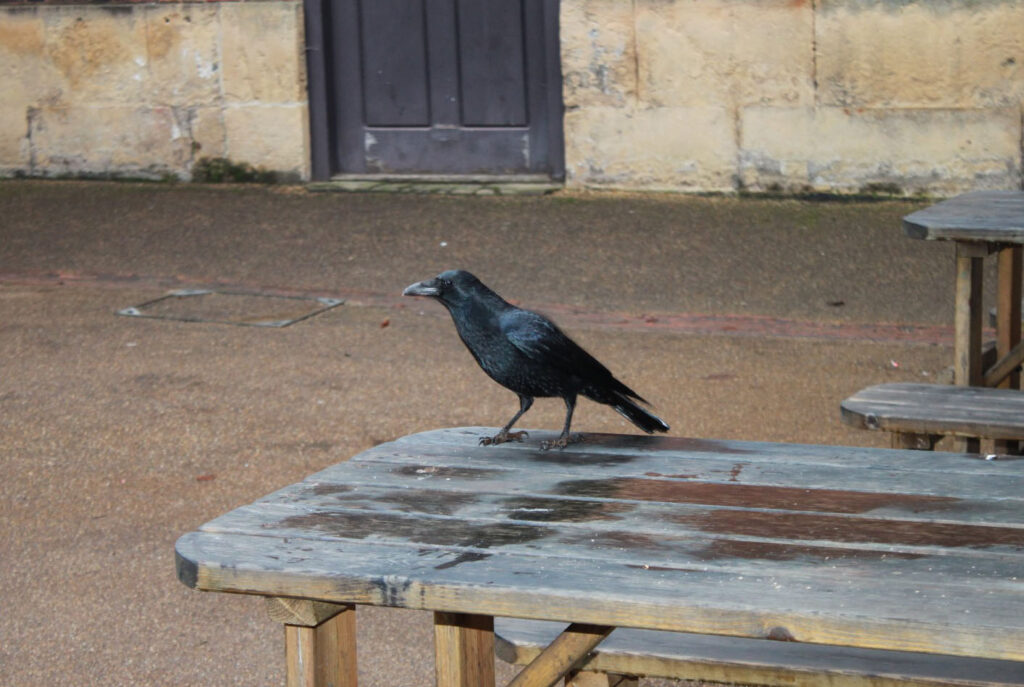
[480, 430, 529, 446]
[541, 433, 582, 451]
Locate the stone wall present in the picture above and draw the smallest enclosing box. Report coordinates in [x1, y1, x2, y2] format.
[0, 1, 308, 181]
[2, 0, 1022, 193]
[561, 0, 1024, 194]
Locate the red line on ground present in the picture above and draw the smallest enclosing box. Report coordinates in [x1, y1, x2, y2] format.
[0, 270, 957, 346]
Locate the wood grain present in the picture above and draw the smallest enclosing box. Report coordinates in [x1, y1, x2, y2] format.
[267, 597, 350, 627]
[434, 612, 495, 687]
[495, 618, 1024, 687]
[995, 245, 1022, 455]
[954, 246, 984, 392]
[903, 191, 1024, 452]
[176, 428, 1024, 663]
[903, 191, 1024, 242]
[284, 606, 357, 687]
[841, 382, 1024, 441]
[506, 623, 613, 687]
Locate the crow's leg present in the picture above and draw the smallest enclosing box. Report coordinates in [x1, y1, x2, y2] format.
[541, 395, 582, 450]
[480, 395, 533, 446]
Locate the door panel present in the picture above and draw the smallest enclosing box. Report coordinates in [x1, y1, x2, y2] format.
[306, 0, 563, 178]
[457, 0, 528, 127]
[360, 0, 430, 126]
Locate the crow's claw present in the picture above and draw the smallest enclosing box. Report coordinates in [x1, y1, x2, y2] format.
[480, 430, 529, 446]
[540, 433, 582, 451]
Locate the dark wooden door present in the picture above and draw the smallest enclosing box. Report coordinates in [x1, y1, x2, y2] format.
[305, 0, 564, 179]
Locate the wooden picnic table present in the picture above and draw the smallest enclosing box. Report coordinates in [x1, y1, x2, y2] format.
[903, 190, 1024, 389]
[904, 191, 1024, 451]
[175, 427, 1024, 687]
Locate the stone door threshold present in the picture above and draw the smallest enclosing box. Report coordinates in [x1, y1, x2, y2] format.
[308, 174, 562, 196]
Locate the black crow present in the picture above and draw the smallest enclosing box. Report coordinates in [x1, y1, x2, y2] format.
[403, 270, 669, 449]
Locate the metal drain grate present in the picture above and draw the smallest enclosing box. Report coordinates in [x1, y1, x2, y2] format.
[117, 289, 344, 327]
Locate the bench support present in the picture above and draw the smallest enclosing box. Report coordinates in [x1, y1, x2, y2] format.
[267, 598, 357, 687]
[890, 432, 940, 451]
[995, 245, 1022, 454]
[434, 612, 496, 687]
[507, 623, 614, 687]
[954, 244, 984, 453]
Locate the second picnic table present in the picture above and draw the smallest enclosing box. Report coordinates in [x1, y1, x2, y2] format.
[903, 190, 1024, 452]
[903, 191, 1024, 391]
[176, 427, 1024, 686]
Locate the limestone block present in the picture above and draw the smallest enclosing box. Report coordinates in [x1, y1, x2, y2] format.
[220, 2, 306, 103]
[191, 107, 227, 160]
[143, 5, 222, 105]
[636, 0, 814, 108]
[223, 104, 309, 179]
[0, 8, 65, 108]
[739, 106, 1022, 194]
[28, 104, 194, 179]
[0, 106, 30, 174]
[560, 0, 637, 108]
[565, 105, 736, 191]
[38, 6, 150, 105]
[817, 0, 1024, 108]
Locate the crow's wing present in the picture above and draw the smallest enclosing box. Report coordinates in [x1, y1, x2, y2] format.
[500, 308, 645, 401]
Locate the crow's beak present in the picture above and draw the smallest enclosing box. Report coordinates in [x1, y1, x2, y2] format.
[403, 279, 440, 297]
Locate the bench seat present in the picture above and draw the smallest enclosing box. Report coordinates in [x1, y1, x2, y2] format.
[495, 618, 1024, 687]
[840, 382, 1024, 449]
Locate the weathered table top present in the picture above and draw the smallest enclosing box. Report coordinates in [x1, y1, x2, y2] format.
[176, 428, 1024, 662]
[904, 190, 1024, 243]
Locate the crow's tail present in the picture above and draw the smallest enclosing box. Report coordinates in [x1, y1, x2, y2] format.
[606, 392, 670, 434]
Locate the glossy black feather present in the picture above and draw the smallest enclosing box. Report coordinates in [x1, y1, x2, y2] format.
[403, 270, 669, 446]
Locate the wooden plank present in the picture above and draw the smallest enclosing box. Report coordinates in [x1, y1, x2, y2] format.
[255, 476, 1024, 528]
[985, 340, 1024, 389]
[955, 246, 984, 389]
[456, 0, 528, 126]
[378, 428, 1021, 474]
[506, 623, 613, 687]
[318, 438, 1024, 486]
[841, 383, 1024, 440]
[843, 382, 1024, 405]
[175, 531, 1024, 660]
[284, 605, 357, 687]
[362, 128, 530, 175]
[199, 501, 1024, 590]
[495, 618, 1024, 687]
[995, 244, 1023, 453]
[995, 245, 1023, 389]
[424, 0, 460, 125]
[359, 0, 430, 126]
[434, 612, 495, 687]
[295, 451, 1024, 510]
[903, 191, 1024, 242]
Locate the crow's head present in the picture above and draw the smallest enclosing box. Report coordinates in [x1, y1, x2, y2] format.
[403, 270, 484, 305]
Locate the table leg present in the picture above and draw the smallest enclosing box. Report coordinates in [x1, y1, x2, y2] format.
[891, 432, 939, 451]
[995, 245, 1022, 454]
[267, 598, 358, 687]
[954, 244, 984, 452]
[434, 612, 496, 687]
[506, 623, 614, 687]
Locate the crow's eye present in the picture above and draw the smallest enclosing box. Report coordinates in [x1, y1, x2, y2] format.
[440, 279, 452, 288]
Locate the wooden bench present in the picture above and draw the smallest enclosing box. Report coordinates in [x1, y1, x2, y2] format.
[840, 382, 1024, 450]
[494, 618, 1024, 687]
